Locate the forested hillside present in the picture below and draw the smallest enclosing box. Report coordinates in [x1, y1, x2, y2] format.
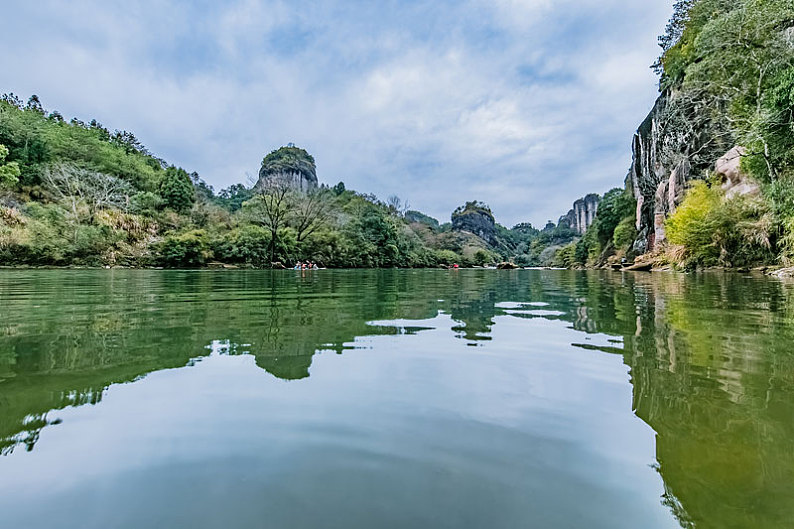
[4, 1, 792, 271]
[552, 0, 794, 270]
[0, 94, 558, 268]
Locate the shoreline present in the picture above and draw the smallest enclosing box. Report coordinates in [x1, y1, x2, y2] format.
[1, 264, 791, 278]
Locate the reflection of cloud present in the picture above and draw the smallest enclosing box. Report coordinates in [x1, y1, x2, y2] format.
[1, 0, 670, 226]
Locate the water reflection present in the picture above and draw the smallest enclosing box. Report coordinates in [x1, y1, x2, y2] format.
[1, 269, 793, 528]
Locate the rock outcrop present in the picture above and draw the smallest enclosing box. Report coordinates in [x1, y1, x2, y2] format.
[256, 145, 318, 193]
[716, 146, 760, 199]
[558, 194, 600, 234]
[626, 91, 732, 252]
[451, 201, 498, 246]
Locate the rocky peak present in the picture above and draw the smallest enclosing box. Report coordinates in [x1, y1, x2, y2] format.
[256, 145, 318, 193]
[451, 201, 497, 246]
[557, 193, 600, 235]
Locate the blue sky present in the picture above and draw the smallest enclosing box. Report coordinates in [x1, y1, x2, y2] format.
[1, 0, 672, 226]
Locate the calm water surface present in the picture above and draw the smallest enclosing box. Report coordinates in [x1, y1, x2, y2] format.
[0, 270, 792, 528]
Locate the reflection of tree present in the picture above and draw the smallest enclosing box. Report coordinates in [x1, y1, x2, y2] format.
[2, 269, 794, 529]
[557, 272, 794, 529]
[0, 270, 441, 453]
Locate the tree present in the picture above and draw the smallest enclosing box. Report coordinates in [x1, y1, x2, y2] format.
[0, 144, 20, 187]
[246, 172, 296, 264]
[386, 195, 409, 217]
[291, 188, 335, 242]
[41, 163, 132, 223]
[26, 95, 44, 115]
[653, 0, 696, 76]
[158, 166, 195, 213]
[217, 183, 254, 212]
[190, 171, 215, 203]
[594, 188, 635, 247]
[110, 130, 150, 156]
[683, 0, 794, 179]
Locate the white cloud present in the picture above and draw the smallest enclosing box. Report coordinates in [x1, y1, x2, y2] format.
[0, 0, 672, 226]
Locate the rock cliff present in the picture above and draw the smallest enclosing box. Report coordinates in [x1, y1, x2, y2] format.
[451, 201, 498, 246]
[558, 194, 600, 235]
[626, 91, 732, 252]
[256, 145, 318, 193]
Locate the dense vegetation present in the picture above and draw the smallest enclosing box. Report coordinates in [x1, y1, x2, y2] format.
[653, 0, 794, 268]
[4, 0, 793, 271]
[546, 0, 794, 270]
[0, 94, 568, 268]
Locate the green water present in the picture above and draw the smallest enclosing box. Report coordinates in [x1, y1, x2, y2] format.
[0, 270, 792, 529]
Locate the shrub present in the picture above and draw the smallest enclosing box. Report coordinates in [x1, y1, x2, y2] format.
[0, 144, 21, 187]
[156, 229, 209, 267]
[212, 225, 270, 266]
[434, 249, 461, 265]
[473, 249, 492, 266]
[130, 191, 163, 215]
[666, 182, 722, 265]
[613, 216, 638, 250]
[553, 243, 578, 268]
[666, 181, 774, 267]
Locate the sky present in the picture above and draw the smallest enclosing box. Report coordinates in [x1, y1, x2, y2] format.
[1, 0, 672, 227]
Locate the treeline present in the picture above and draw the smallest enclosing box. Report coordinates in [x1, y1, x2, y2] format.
[0, 94, 566, 268]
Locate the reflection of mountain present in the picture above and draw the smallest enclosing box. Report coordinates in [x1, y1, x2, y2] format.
[1, 270, 793, 529]
[0, 271, 444, 454]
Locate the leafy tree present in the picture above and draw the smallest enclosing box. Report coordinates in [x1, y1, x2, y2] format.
[216, 184, 254, 212]
[158, 167, 195, 213]
[129, 191, 164, 215]
[0, 144, 20, 187]
[613, 216, 638, 250]
[594, 188, 635, 247]
[212, 225, 271, 266]
[157, 230, 210, 267]
[473, 249, 492, 266]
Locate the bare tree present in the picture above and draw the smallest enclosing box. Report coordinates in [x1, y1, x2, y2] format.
[42, 163, 131, 222]
[291, 189, 335, 242]
[386, 195, 410, 217]
[247, 172, 296, 264]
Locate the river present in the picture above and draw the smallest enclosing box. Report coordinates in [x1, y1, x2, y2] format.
[0, 269, 791, 528]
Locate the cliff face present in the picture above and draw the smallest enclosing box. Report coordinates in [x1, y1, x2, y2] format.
[558, 194, 600, 235]
[256, 146, 318, 193]
[628, 94, 676, 253]
[256, 169, 317, 193]
[627, 91, 730, 253]
[451, 201, 498, 246]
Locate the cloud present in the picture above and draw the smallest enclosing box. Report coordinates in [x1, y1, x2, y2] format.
[0, 0, 672, 226]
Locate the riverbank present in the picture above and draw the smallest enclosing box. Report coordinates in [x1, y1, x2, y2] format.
[3, 262, 793, 279]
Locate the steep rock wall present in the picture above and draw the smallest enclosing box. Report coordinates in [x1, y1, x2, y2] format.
[626, 91, 724, 252]
[558, 193, 600, 235]
[255, 169, 317, 193]
[452, 203, 498, 246]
